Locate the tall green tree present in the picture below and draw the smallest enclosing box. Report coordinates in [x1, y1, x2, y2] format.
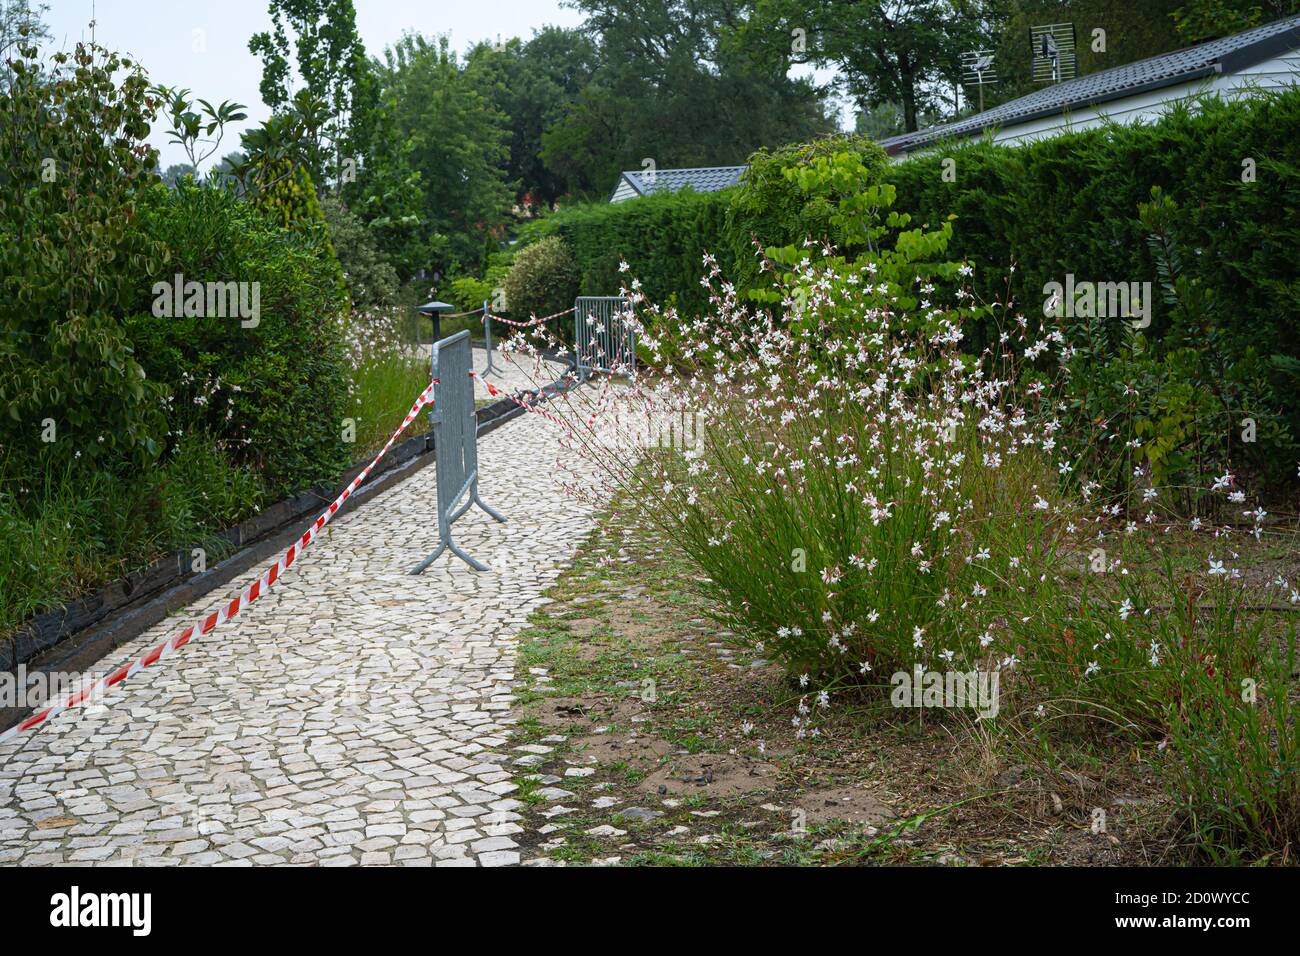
[1173, 0, 1300, 41]
[464, 27, 600, 208]
[248, 0, 378, 188]
[547, 0, 833, 197]
[375, 34, 513, 276]
[985, 1, 1186, 109]
[738, 0, 996, 132]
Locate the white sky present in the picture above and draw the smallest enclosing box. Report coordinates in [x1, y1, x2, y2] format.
[42, 0, 843, 171]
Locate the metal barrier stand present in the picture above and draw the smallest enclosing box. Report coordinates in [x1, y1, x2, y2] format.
[575, 296, 635, 382]
[410, 330, 507, 574]
[481, 298, 503, 379]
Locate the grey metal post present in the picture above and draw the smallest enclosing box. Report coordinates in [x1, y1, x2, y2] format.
[410, 330, 507, 574]
[481, 299, 503, 379]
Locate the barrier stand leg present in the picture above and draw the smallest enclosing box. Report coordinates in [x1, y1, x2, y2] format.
[470, 480, 507, 525]
[411, 472, 507, 574]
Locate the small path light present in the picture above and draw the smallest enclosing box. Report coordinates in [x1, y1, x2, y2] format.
[417, 300, 455, 343]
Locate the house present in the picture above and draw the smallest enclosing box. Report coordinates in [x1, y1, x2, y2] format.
[608, 165, 747, 203]
[880, 14, 1300, 160]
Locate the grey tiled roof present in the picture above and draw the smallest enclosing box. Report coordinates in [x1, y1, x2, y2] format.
[612, 165, 747, 200]
[880, 14, 1300, 154]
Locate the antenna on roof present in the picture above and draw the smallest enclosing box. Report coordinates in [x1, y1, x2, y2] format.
[1030, 23, 1077, 84]
[960, 49, 997, 112]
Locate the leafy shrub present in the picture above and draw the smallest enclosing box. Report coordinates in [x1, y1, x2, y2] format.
[444, 252, 513, 314]
[127, 181, 352, 499]
[0, 40, 167, 480]
[501, 235, 579, 321]
[250, 157, 328, 232]
[321, 196, 400, 307]
[725, 133, 888, 294]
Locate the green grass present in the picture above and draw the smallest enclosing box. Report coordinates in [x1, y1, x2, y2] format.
[0, 434, 262, 640]
[346, 326, 432, 455]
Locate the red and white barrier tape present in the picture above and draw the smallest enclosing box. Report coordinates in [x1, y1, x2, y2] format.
[0, 379, 441, 748]
[471, 371, 571, 432]
[486, 305, 575, 329]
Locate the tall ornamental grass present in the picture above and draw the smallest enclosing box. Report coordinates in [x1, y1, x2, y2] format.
[542, 246, 1299, 861]
[344, 307, 432, 453]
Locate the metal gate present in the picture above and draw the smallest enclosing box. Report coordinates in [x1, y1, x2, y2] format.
[410, 330, 506, 574]
[575, 296, 635, 380]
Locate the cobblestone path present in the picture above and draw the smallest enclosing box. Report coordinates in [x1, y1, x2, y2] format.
[0, 365, 593, 867]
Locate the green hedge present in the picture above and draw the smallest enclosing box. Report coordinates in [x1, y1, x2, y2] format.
[887, 93, 1300, 474]
[885, 93, 1300, 366]
[519, 188, 737, 319]
[518, 91, 1300, 475]
[128, 182, 352, 500]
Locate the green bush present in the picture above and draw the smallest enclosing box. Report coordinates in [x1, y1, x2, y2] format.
[519, 189, 735, 319]
[321, 196, 400, 308]
[0, 40, 167, 480]
[127, 181, 352, 500]
[725, 133, 888, 293]
[501, 235, 580, 321]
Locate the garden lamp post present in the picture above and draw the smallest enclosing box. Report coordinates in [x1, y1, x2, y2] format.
[418, 300, 455, 344]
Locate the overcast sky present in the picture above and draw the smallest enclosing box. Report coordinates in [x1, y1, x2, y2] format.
[42, 0, 841, 171]
[42, 0, 586, 169]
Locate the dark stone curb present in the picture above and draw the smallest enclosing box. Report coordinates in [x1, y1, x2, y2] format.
[0, 373, 576, 731]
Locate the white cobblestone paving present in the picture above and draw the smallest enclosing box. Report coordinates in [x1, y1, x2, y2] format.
[0, 368, 594, 867]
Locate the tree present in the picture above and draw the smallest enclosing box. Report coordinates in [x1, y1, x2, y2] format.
[0, 0, 48, 93]
[320, 195, 400, 307]
[464, 28, 601, 208]
[984, 1, 1184, 109]
[0, 39, 167, 471]
[344, 89, 428, 281]
[737, 0, 995, 132]
[161, 163, 197, 188]
[248, 0, 378, 189]
[374, 34, 513, 276]
[1173, 0, 1300, 41]
[548, 0, 834, 197]
[150, 85, 247, 175]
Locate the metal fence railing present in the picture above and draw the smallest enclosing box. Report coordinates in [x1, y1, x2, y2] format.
[575, 296, 634, 381]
